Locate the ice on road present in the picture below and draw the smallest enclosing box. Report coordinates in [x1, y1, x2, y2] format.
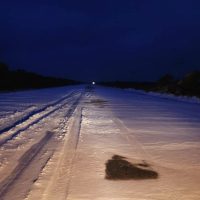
[0, 85, 200, 199]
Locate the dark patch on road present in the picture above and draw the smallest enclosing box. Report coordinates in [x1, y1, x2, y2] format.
[105, 155, 158, 180]
[85, 98, 108, 108]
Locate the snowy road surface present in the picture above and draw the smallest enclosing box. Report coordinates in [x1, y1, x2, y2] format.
[0, 85, 200, 200]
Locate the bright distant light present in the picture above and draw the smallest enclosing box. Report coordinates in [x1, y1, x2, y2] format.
[92, 82, 96, 85]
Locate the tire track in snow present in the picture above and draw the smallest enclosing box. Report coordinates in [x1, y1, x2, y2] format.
[0, 91, 84, 200]
[0, 91, 77, 134]
[0, 91, 82, 147]
[35, 107, 83, 200]
[0, 132, 54, 200]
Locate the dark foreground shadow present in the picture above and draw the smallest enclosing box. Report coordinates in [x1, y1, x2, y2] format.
[105, 155, 158, 180]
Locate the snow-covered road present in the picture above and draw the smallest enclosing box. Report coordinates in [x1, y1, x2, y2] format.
[0, 85, 200, 199]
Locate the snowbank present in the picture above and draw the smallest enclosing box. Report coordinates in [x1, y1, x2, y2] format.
[126, 88, 200, 104]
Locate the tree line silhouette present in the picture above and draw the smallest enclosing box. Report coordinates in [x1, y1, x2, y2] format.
[0, 62, 78, 91]
[101, 71, 200, 98]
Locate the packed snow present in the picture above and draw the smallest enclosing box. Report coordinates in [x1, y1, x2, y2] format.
[0, 85, 200, 199]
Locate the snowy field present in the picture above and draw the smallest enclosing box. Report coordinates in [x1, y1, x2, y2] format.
[0, 85, 200, 199]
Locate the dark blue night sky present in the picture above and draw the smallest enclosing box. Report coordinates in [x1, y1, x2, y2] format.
[0, 0, 200, 81]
